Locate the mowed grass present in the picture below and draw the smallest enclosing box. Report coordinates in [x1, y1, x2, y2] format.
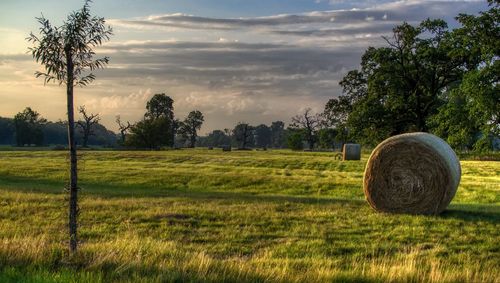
[0, 149, 498, 282]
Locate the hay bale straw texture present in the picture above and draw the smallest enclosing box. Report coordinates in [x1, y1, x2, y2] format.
[343, 143, 361, 160]
[363, 132, 461, 215]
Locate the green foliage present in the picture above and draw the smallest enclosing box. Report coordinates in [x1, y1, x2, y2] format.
[431, 2, 499, 150]
[128, 94, 177, 149]
[287, 130, 304, 150]
[197, 130, 231, 147]
[27, 0, 112, 86]
[126, 117, 172, 149]
[178, 110, 204, 148]
[233, 123, 254, 149]
[146, 93, 174, 120]
[331, 3, 499, 149]
[254, 124, 272, 149]
[317, 128, 338, 149]
[13, 107, 46, 146]
[0, 117, 15, 145]
[270, 121, 286, 148]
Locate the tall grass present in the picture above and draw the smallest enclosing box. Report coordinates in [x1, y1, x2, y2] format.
[0, 149, 498, 282]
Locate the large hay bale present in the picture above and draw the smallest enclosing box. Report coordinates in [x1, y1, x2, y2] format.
[363, 132, 461, 215]
[343, 143, 361, 160]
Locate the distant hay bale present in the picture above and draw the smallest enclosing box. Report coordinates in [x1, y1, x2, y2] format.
[222, 145, 231, 152]
[343, 144, 361, 160]
[363, 132, 461, 215]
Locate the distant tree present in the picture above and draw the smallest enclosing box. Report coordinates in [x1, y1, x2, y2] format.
[178, 110, 204, 148]
[43, 120, 68, 145]
[127, 94, 176, 148]
[126, 118, 170, 149]
[290, 108, 321, 150]
[254, 124, 272, 149]
[13, 107, 46, 146]
[270, 121, 286, 148]
[76, 106, 100, 147]
[233, 123, 254, 149]
[27, 0, 112, 253]
[287, 129, 304, 150]
[146, 93, 175, 147]
[318, 128, 338, 150]
[203, 130, 231, 147]
[116, 115, 131, 145]
[0, 117, 15, 145]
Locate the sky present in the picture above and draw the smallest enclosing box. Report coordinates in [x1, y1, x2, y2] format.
[0, 0, 489, 134]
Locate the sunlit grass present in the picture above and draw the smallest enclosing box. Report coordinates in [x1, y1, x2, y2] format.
[0, 149, 498, 282]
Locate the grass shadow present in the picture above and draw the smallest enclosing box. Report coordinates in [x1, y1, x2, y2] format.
[441, 204, 500, 224]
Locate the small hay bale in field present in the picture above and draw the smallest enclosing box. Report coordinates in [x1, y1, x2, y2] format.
[343, 143, 361, 160]
[222, 145, 231, 152]
[363, 132, 461, 215]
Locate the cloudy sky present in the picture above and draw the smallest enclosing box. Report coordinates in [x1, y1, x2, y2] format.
[0, 0, 488, 134]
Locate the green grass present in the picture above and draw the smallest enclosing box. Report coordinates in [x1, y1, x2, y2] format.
[0, 149, 498, 282]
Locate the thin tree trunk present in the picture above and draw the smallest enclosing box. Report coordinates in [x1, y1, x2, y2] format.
[66, 50, 78, 253]
[190, 127, 196, 148]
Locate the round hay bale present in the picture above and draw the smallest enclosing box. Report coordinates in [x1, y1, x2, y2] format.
[363, 132, 461, 215]
[343, 143, 361, 160]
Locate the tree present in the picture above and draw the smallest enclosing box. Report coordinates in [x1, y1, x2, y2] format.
[126, 118, 170, 149]
[318, 128, 338, 150]
[335, 19, 466, 145]
[116, 115, 131, 145]
[437, 1, 499, 150]
[127, 95, 176, 149]
[13, 107, 46, 146]
[146, 93, 175, 147]
[270, 121, 286, 148]
[203, 130, 231, 147]
[233, 123, 254, 149]
[27, 0, 112, 253]
[178, 110, 204, 148]
[287, 129, 304, 150]
[0, 117, 15, 145]
[254, 124, 272, 149]
[290, 108, 321, 150]
[76, 106, 100, 147]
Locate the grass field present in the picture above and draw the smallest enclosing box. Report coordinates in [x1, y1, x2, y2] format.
[0, 149, 498, 282]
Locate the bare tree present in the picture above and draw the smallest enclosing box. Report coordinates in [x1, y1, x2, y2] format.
[290, 108, 322, 150]
[27, 0, 112, 253]
[116, 115, 131, 144]
[76, 106, 100, 147]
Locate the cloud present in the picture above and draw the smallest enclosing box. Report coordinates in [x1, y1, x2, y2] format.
[109, 0, 485, 32]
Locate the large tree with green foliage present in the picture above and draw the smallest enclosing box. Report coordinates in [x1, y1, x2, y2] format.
[433, 1, 499, 150]
[27, 0, 112, 253]
[335, 19, 465, 145]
